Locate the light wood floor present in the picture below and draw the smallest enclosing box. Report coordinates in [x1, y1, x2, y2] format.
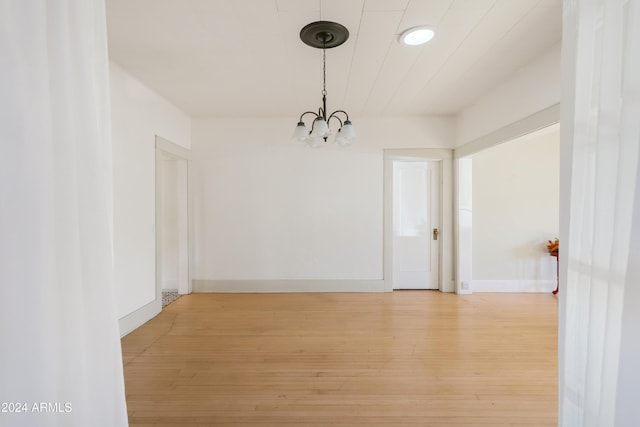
[122, 292, 558, 426]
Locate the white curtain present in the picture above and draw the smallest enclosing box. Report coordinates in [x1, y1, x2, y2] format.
[0, 1, 128, 426]
[560, 0, 640, 426]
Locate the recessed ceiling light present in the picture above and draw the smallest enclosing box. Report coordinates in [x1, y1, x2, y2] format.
[399, 26, 435, 46]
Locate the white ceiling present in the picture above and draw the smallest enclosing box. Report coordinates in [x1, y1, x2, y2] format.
[106, 0, 562, 118]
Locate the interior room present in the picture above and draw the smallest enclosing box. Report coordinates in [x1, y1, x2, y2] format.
[108, 0, 563, 329]
[2, 0, 639, 426]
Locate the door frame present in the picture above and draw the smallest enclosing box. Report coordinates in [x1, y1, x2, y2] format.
[453, 104, 560, 294]
[155, 136, 193, 301]
[383, 149, 454, 292]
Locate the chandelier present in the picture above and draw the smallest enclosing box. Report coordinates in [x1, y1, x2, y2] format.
[292, 21, 356, 148]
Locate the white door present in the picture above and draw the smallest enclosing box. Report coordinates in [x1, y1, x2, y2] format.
[392, 160, 440, 289]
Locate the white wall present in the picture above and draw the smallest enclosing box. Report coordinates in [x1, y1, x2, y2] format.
[110, 62, 191, 333]
[456, 43, 561, 147]
[470, 127, 559, 291]
[191, 117, 454, 289]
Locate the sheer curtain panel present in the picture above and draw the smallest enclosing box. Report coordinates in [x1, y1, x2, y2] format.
[0, 1, 128, 426]
[560, 0, 640, 425]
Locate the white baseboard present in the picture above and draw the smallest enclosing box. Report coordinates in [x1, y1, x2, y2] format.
[469, 279, 556, 293]
[193, 279, 386, 293]
[118, 298, 161, 337]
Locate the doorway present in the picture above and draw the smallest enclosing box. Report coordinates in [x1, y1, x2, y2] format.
[384, 149, 453, 292]
[155, 137, 191, 307]
[455, 123, 560, 293]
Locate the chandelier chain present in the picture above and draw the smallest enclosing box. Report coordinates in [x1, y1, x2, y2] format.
[322, 47, 327, 97]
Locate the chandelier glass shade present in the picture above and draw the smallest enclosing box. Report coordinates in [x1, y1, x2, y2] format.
[293, 21, 356, 148]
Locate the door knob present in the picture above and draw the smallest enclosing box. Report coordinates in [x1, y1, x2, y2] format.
[433, 228, 439, 240]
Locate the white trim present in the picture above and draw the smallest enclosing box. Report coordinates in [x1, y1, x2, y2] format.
[118, 298, 161, 337]
[155, 136, 193, 297]
[452, 106, 560, 295]
[383, 148, 454, 293]
[193, 280, 386, 293]
[468, 280, 556, 293]
[155, 135, 191, 160]
[454, 158, 473, 294]
[454, 104, 560, 158]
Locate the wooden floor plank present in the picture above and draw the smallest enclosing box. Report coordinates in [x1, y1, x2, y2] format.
[122, 292, 558, 426]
